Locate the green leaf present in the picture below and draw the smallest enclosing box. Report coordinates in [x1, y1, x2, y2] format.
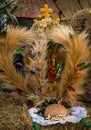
[0, 1, 14, 11]
[10, 5, 18, 14]
[5, 9, 18, 24]
[16, 49, 24, 54]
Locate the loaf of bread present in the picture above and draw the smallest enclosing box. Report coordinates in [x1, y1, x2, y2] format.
[44, 104, 68, 120]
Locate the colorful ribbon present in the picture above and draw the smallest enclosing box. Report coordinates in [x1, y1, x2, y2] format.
[33, 122, 39, 130]
[81, 118, 90, 128]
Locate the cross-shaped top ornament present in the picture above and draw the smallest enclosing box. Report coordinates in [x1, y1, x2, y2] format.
[40, 4, 53, 18]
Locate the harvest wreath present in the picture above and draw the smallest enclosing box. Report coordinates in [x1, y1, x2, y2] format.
[0, 4, 90, 130]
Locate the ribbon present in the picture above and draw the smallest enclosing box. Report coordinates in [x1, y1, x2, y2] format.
[33, 122, 39, 130]
[81, 118, 90, 128]
[27, 101, 39, 130]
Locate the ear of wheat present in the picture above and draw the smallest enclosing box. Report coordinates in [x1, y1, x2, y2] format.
[0, 25, 36, 92]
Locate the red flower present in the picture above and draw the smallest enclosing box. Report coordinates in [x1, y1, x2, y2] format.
[50, 64, 54, 69]
[69, 86, 75, 91]
[17, 89, 22, 95]
[62, 100, 67, 106]
[50, 75, 55, 83]
[49, 55, 55, 83]
[50, 64, 54, 74]
[27, 104, 33, 109]
[77, 66, 82, 71]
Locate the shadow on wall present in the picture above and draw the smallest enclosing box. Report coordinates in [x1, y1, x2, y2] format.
[17, 17, 34, 29]
[8, 17, 34, 29]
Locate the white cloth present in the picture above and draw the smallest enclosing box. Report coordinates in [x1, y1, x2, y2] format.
[28, 106, 87, 126]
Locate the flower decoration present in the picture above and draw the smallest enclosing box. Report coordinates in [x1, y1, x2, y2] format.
[77, 63, 87, 71]
[31, 51, 38, 57]
[55, 17, 60, 23]
[49, 55, 55, 83]
[31, 68, 40, 74]
[31, 51, 40, 59]
[69, 86, 75, 91]
[31, 51, 38, 56]
[89, 10, 91, 14]
[34, 4, 60, 23]
[37, 14, 43, 19]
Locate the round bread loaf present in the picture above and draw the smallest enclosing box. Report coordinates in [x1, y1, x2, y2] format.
[44, 104, 68, 120]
